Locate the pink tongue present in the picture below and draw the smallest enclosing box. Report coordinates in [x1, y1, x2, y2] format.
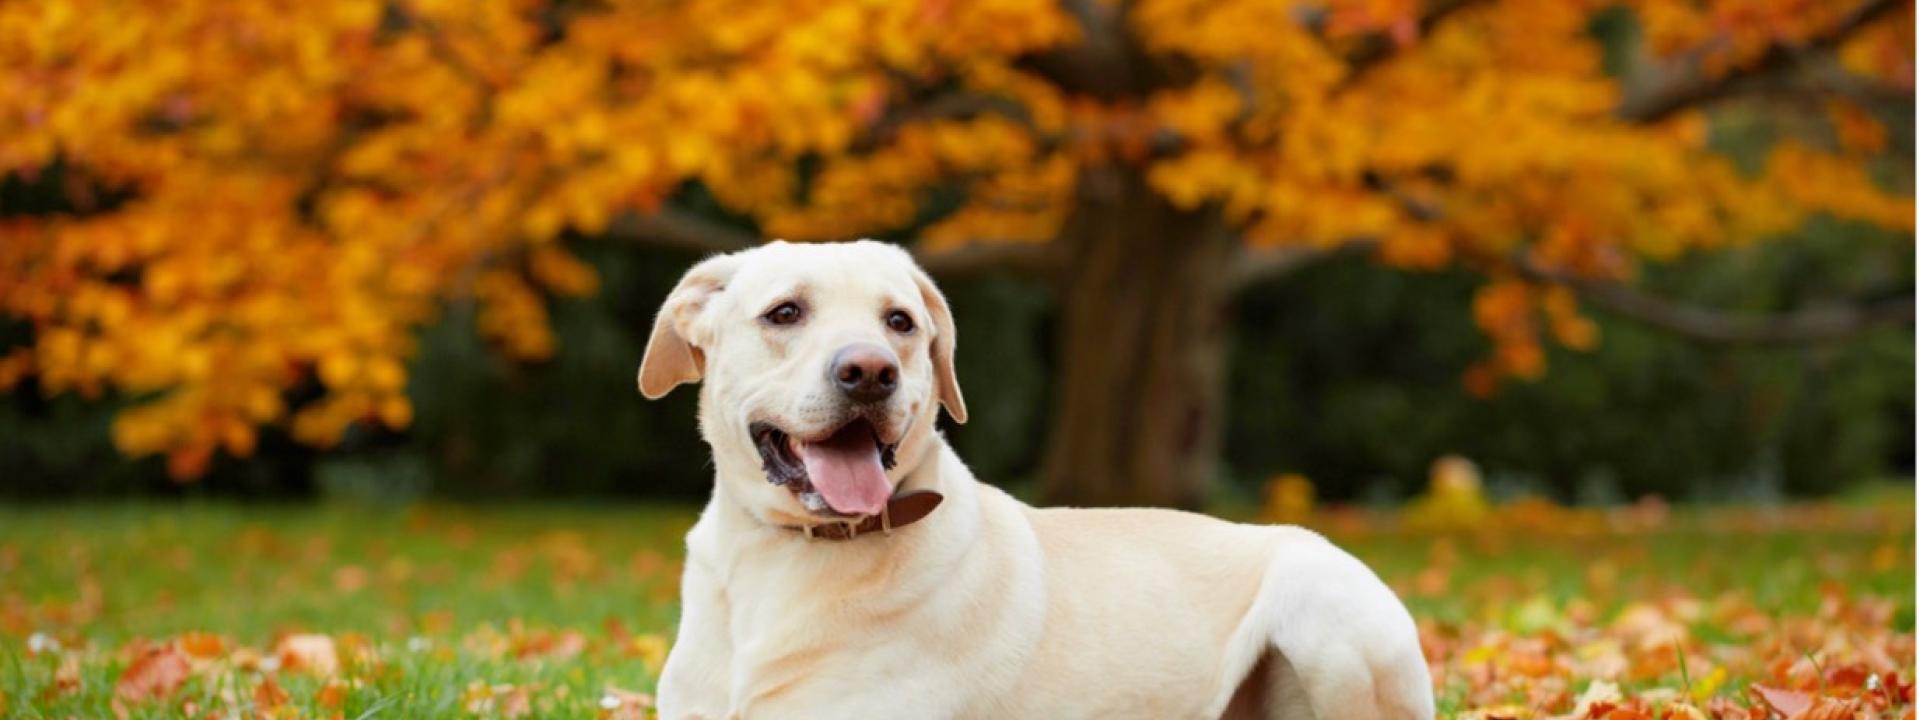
[797, 424, 891, 516]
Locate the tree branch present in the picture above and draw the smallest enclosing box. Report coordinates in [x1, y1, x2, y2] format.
[1616, 0, 1905, 123]
[1518, 260, 1915, 344]
[854, 92, 1040, 152]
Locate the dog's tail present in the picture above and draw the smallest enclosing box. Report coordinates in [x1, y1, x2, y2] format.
[1210, 527, 1435, 720]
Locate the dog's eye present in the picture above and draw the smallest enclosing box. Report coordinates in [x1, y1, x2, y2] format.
[885, 310, 915, 334]
[764, 302, 803, 326]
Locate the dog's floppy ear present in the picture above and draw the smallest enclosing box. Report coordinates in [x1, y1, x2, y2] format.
[910, 267, 968, 424]
[638, 253, 742, 398]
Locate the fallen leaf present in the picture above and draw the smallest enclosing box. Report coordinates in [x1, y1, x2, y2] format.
[1751, 685, 1814, 717]
[514, 628, 588, 661]
[1789, 698, 1861, 720]
[599, 686, 655, 720]
[499, 684, 533, 718]
[1461, 705, 1530, 719]
[1883, 672, 1916, 704]
[115, 642, 191, 705]
[178, 631, 225, 660]
[465, 681, 533, 717]
[1555, 679, 1622, 719]
[317, 679, 348, 709]
[1703, 696, 1760, 720]
[45, 655, 82, 700]
[254, 675, 289, 712]
[274, 633, 340, 675]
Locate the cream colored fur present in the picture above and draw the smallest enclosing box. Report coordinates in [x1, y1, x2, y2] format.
[640, 240, 1434, 719]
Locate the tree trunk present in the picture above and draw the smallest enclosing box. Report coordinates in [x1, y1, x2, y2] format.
[1039, 168, 1237, 509]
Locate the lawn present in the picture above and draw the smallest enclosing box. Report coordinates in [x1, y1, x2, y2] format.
[1, 490, 1912, 719]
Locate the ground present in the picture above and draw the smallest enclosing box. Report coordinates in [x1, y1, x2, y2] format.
[0, 488, 1912, 719]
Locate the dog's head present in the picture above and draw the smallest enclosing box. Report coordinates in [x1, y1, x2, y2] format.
[637, 240, 966, 523]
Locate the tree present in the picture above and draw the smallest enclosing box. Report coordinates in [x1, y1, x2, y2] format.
[1, 0, 1912, 502]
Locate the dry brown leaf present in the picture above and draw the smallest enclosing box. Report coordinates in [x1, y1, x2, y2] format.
[177, 631, 225, 660]
[1703, 696, 1762, 720]
[274, 633, 340, 675]
[498, 684, 533, 718]
[46, 655, 82, 700]
[1884, 672, 1916, 704]
[465, 682, 533, 718]
[515, 629, 588, 661]
[599, 686, 655, 720]
[1787, 698, 1862, 720]
[1460, 705, 1530, 719]
[316, 679, 348, 709]
[1554, 679, 1622, 719]
[254, 674, 289, 712]
[114, 642, 191, 704]
[1751, 685, 1814, 718]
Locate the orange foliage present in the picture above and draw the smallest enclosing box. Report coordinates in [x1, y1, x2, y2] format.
[0, 0, 1910, 475]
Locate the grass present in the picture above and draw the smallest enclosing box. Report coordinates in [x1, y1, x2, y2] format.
[0, 490, 1912, 718]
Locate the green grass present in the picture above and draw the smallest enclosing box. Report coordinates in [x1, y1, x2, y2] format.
[2, 504, 691, 718]
[0, 495, 1912, 718]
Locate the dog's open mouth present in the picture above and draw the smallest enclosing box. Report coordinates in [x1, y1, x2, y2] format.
[752, 419, 899, 517]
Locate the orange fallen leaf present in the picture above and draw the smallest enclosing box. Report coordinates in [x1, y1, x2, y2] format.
[254, 675, 289, 712]
[178, 631, 225, 660]
[1788, 698, 1862, 720]
[1881, 672, 1915, 705]
[599, 686, 655, 720]
[499, 685, 533, 718]
[1752, 685, 1814, 717]
[317, 679, 348, 709]
[275, 633, 340, 675]
[1555, 679, 1621, 719]
[514, 628, 588, 661]
[1704, 696, 1761, 720]
[465, 681, 533, 718]
[45, 656, 82, 700]
[115, 642, 191, 704]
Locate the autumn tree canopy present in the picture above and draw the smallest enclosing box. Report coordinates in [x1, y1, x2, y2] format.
[1, 0, 1911, 491]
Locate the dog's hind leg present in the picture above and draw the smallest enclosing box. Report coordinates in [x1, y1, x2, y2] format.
[1218, 649, 1320, 720]
[1221, 527, 1434, 720]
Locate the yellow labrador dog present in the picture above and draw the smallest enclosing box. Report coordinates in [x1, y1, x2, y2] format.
[639, 240, 1433, 719]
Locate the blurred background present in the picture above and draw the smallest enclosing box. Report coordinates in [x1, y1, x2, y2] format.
[1, 0, 1913, 510]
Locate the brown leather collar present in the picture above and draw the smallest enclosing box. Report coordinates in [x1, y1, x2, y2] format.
[783, 490, 943, 541]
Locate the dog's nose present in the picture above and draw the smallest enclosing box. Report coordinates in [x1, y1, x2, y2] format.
[830, 343, 899, 404]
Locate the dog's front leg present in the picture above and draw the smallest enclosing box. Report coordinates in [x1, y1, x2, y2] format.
[729, 645, 968, 719]
[733, 681, 956, 719]
[657, 558, 734, 720]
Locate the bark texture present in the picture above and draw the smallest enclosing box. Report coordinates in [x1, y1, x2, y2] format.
[1039, 168, 1236, 509]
